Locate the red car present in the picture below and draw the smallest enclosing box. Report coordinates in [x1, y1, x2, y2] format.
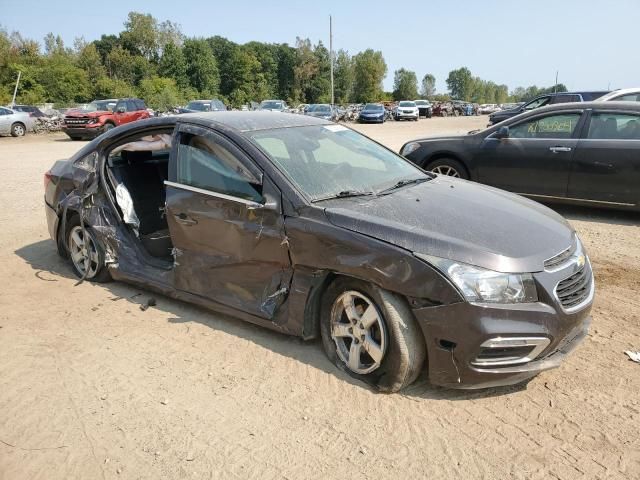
[63, 98, 150, 140]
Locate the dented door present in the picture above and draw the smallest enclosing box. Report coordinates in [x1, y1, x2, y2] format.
[165, 124, 292, 319]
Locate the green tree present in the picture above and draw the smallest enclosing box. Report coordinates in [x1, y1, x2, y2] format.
[333, 50, 354, 104]
[137, 76, 183, 110]
[158, 42, 188, 88]
[420, 73, 436, 98]
[446, 67, 473, 100]
[392, 68, 418, 100]
[352, 49, 387, 103]
[77, 43, 106, 87]
[120, 11, 159, 61]
[93, 34, 120, 63]
[183, 38, 219, 96]
[293, 38, 318, 103]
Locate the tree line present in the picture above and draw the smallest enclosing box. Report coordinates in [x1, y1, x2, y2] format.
[0, 11, 564, 110]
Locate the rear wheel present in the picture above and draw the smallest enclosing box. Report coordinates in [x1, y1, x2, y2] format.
[65, 215, 111, 282]
[11, 123, 26, 137]
[320, 277, 426, 392]
[425, 158, 469, 179]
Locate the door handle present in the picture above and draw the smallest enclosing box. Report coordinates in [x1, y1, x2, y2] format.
[174, 213, 197, 226]
[549, 146, 572, 153]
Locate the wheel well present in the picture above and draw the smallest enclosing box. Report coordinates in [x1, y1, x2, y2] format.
[422, 153, 470, 177]
[56, 209, 80, 257]
[12, 121, 26, 128]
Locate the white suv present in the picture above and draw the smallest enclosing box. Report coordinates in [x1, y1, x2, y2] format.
[394, 101, 419, 121]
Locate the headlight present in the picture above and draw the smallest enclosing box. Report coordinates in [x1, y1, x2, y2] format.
[401, 142, 421, 156]
[416, 253, 538, 304]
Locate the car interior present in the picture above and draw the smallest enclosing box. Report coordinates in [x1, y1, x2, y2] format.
[106, 130, 174, 260]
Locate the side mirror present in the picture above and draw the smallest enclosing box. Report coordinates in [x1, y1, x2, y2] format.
[494, 126, 509, 139]
[116, 107, 125, 114]
[247, 192, 280, 212]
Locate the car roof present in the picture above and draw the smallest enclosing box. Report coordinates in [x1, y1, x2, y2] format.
[597, 88, 640, 100]
[526, 101, 640, 114]
[182, 111, 331, 132]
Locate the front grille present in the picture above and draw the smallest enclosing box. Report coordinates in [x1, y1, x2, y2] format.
[545, 246, 573, 270]
[555, 266, 591, 309]
[64, 118, 90, 126]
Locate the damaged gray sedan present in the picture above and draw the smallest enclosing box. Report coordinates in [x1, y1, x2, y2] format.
[44, 112, 593, 392]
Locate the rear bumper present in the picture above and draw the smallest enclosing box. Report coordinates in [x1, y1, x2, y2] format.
[45, 201, 59, 241]
[413, 296, 592, 389]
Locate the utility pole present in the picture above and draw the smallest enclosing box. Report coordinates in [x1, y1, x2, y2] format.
[554, 71, 558, 93]
[330, 15, 334, 105]
[11, 71, 21, 108]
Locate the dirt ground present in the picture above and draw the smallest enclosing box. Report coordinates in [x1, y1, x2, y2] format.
[0, 116, 639, 480]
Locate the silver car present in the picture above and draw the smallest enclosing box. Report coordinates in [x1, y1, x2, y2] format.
[0, 106, 33, 137]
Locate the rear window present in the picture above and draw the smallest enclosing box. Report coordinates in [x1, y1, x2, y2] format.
[587, 113, 640, 140]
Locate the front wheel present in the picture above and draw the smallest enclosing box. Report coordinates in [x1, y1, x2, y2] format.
[425, 158, 469, 179]
[320, 277, 426, 392]
[65, 215, 111, 282]
[11, 123, 26, 137]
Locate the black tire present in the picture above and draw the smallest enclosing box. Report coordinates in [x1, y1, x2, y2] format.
[424, 157, 469, 179]
[63, 214, 112, 282]
[320, 277, 426, 393]
[11, 122, 26, 137]
[103, 122, 115, 133]
[70, 136, 83, 141]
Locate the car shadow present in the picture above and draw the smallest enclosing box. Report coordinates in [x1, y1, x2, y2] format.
[15, 239, 526, 401]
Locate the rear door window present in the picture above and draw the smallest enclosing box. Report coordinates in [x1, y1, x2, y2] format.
[587, 113, 640, 140]
[612, 93, 640, 102]
[509, 113, 582, 139]
[524, 96, 551, 110]
[551, 95, 581, 104]
[176, 132, 262, 202]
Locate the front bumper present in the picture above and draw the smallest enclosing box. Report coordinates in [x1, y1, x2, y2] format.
[395, 112, 419, 119]
[412, 262, 593, 389]
[358, 116, 384, 123]
[62, 125, 105, 139]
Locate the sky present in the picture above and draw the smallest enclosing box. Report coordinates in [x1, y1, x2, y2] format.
[1, 0, 639, 93]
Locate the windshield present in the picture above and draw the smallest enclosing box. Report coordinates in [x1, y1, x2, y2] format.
[84, 101, 115, 112]
[415, 100, 429, 106]
[399, 101, 416, 107]
[308, 104, 331, 113]
[363, 104, 383, 112]
[187, 102, 211, 111]
[249, 125, 427, 201]
[260, 101, 284, 110]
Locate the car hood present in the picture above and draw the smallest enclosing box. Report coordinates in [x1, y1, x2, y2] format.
[306, 111, 332, 118]
[65, 110, 111, 118]
[322, 176, 574, 273]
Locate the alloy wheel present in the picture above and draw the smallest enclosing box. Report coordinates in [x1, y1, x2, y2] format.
[68, 226, 99, 278]
[431, 165, 460, 177]
[14, 125, 25, 136]
[330, 291, 387, 374]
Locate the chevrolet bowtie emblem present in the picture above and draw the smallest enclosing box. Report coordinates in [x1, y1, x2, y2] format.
[576, 255, 586, 268]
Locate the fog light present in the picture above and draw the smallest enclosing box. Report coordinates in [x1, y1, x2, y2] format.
[471, 337, 550, 367]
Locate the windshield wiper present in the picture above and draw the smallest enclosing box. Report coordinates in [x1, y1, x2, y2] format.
[377, 177, 430, 195]
[312, 190, 375, 203]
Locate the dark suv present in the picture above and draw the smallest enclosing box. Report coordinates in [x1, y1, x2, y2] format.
[489, 92, 609, 125]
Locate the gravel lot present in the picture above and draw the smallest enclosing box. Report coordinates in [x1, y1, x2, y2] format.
[0, 117, 638, 480]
